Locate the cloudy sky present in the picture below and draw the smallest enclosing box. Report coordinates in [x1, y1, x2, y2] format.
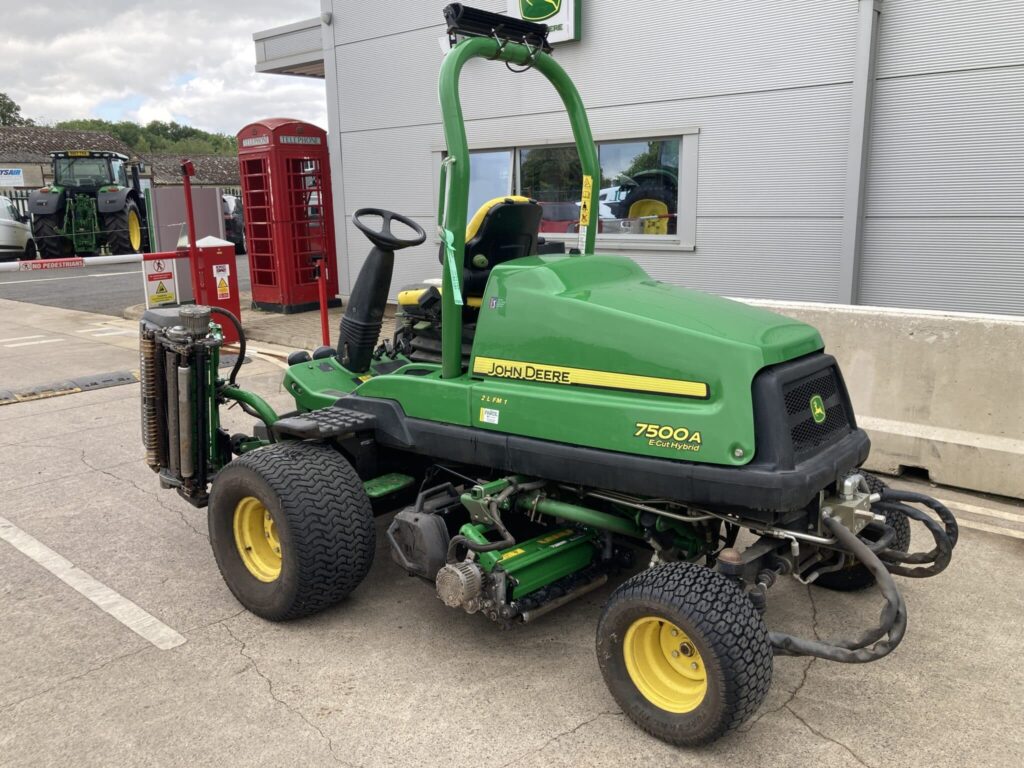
[0, 1, 326, 135]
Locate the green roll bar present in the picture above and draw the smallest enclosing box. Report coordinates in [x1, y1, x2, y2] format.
[437, 37, 600, 378]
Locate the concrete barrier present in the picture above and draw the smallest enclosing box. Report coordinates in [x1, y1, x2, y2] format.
[745, 299, 1024, 500]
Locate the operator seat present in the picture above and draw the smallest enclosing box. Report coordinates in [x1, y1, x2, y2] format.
[394, 196, 544, 366]
[396, 195, 543, 312]
[460, 196, 542, 296]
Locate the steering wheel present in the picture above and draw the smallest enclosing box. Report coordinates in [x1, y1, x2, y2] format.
[353, 208, 427, 251]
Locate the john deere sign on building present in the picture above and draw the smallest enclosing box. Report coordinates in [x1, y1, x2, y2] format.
[508, 0, 580, 43]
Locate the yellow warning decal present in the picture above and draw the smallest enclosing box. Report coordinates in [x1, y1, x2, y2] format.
[537, 529, 574, 546]
[472, 356, 709, 399]
[580, 175, 593, 227]
[500, 548, 526, 561]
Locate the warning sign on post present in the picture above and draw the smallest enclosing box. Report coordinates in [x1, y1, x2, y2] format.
[144, 258, 177, 308]
[214, 263, 230, 300]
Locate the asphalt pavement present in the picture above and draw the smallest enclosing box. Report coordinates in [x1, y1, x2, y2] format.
[1, 298, 1023, 767]
[0, 254, 251, 317]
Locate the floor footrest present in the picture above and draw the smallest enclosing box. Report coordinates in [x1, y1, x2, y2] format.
[272, 406, 377, 440]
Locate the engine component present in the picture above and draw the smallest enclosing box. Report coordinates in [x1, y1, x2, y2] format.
[387, 507, 451, 580]
[436, 561, 484, 611]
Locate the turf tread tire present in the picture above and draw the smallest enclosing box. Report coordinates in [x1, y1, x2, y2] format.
[208, 441, 375, 621]
[597, 561, 772, 746]
[814, 470, 910, 591]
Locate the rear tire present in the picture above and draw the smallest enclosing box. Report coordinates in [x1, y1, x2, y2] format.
[22, 240, 37, 260]
[31, 214, 71, 259]
[102, 199, 144, 255]
[208, 441, 376, 621]
[814, 470, 910, 592]
[597, 562, 772, 746]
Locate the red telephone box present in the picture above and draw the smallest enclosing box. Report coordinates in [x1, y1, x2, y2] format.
[237, 118, 340, 313]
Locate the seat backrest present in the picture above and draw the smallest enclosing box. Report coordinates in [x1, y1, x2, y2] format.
[461, 196, 542, 296]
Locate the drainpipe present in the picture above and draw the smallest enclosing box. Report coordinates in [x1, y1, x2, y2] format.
[320, 0, 350, 296]
[838, 0, 883, 305]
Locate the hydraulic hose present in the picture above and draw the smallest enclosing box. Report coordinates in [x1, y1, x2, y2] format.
[446, 479, 545, 561]
[208, 307, 246, 386]
[771, 512, 907, 663]
[872, 488, 959, 578]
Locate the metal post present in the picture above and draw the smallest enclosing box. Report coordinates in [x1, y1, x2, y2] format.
[180, 159, 202, 300]
[838, 0, 883, 305]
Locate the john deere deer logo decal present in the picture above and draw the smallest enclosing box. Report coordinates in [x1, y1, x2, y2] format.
[520, 0, 561, 22]
[809, 394, 827, 424]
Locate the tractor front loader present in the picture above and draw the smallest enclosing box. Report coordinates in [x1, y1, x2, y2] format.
[29, 150, 147, 258]
[138, 5, 959, 746]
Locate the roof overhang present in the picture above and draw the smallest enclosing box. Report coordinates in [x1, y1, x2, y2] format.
[253, 17, 325, 79]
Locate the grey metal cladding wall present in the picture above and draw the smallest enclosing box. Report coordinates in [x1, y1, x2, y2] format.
[344, 216, 440, 295]
[337, 82, 851, 223]
[330, 0, 505, 46]
[263, 25, 322, 60]
[876, 0, 1024, 77]
[860, 0, 1024, 315]
[342, 125, 437, 218]
[337, 83, 852, 300]
[334, 0, 857, 134]
[637, 219, 845, 303]
[865, 67, 1024, 217]
[859, 219, 1024, 316]
[332, 0, 859, 303]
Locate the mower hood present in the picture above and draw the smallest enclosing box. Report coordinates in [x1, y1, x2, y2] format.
[471, 254, 824, 394]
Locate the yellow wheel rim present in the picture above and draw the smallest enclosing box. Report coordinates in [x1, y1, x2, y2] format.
[128, 209, 142, 251]
[233, 496, 282, 582]
[623, 616, 708, 713]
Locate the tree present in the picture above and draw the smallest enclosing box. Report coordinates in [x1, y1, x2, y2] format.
[519, 146, 581, 201]
[53, 118, 236, 156]
[0, 92, 33, 127]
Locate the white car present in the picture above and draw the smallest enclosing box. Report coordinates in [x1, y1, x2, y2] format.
[0, 196, 36, 260]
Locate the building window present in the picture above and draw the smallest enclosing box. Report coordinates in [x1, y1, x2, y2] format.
[598, 138, 679, 236]
[468, 150, 513, 216]
[463, 134, 696, 248]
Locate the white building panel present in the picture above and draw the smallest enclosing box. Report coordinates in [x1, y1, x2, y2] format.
[876, 0, 1024, 78]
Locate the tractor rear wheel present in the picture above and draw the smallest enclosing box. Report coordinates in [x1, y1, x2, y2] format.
[102, 199, 144, 255]
[31, 214, 71, 259]
[814, 470, 910, 592]
[208, 441, 376, 621]
[597, 561, 772, 746]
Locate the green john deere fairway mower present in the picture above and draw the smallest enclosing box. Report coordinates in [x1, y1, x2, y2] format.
[139, 5, 959, 746]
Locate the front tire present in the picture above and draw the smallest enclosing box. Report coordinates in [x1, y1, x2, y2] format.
[208, 441, 376, 621]
[597, 562, 772, 746]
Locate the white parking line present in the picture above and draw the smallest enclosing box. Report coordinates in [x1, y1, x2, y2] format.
[956, 518, 1024, 541]
[5, 338, 63, 348]
[0, 516, 186, 650]
[937, 498, 1024, 525]
[0, 335, 45, 343]
[89, 329, 135, 337]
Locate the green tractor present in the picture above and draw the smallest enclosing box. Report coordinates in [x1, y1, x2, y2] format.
[139, 5, 958, 746]
[28, 150, 147, 258]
